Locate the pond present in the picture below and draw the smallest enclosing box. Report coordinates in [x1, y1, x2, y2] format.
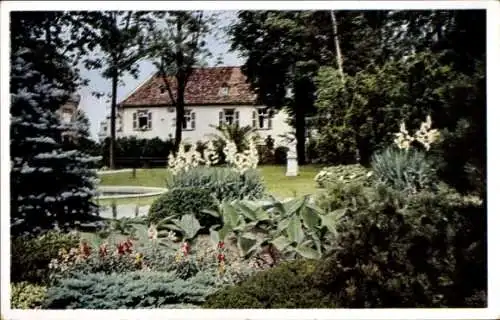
[96, 186, 168, 200]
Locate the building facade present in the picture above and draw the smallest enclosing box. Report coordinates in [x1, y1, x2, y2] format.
[98, 66, 293, 146]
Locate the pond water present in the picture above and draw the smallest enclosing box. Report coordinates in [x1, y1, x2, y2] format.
[96, 186, 168, 200]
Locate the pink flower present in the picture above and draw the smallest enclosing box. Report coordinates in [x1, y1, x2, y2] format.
[217, 241, 225, 249]
[181, 242, 190, 256]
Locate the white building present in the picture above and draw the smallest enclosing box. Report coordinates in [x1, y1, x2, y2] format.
[98, 66, 293, 146]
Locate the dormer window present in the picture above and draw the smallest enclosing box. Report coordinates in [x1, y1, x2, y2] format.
[219, 84, 229, 96]
[159, 86, 167, 95]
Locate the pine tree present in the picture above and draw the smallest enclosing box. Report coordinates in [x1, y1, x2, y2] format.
[10, 12, 101, 236]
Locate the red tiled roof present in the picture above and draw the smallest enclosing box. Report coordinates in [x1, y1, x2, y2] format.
[119, 66, 257, 107]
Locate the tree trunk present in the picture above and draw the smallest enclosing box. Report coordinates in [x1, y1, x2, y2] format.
[109, 69, 118, 169]
[295, 107, 306, 165]
[294, 82, 307, 165]
[174, 83, 184, 153]
[330, 10, 345, 83]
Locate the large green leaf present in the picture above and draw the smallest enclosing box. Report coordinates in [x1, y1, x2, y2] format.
[286, 215, 304, 244]
[295, 244, 321, 259]
[209, 227, 220, 246]
[202, 209, 220, 218]
[277, 218, 289, 233]
[237, 235, 258, 258]
[218, 223, 233, 242]
[271, 235, 292, 251]
[222, 202, 240, 228]
[283, 197, 305, 216]
[235, 202, 257, 221]
[305, 202, 325, 215]
[174, 214, 201, 240]
[320, 209, 345, 234]
[301, 207, 320, 230]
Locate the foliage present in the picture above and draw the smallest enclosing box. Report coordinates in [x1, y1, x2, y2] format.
[47, 239, 146, 283]
[166, 167, 265, 202]
[82, 11, 154, 169]
[11, 282, 48, 309]
[208, 124, 257, 153]
[274, 146, 289, 165]
[205, 185, 486, 308]
[11, 231, 80, 284]
[257, 135, 276, 164]
[314, 180, 373, 214]
[314, 164, 371, 188]
[203, 259, 329, 308]
[148, 187, 217, 227]
[206, 196, 337, 261]
[147, 11, 217, 152]
[312, 10, 485, 195]
[371, 147, 438, 194]
[229, 11, 336, 164]
[314, 185, 486, 308]
[100, 136, 175, 168]
[10, 12, 101, 236]
[42, 270, 218, 309]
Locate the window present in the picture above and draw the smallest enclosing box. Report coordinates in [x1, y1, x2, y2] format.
[159, 86, 167, 95]
[182, 109, 196, 131]
[133, 110, 152, 131]
[219, 109, 239, 127]
[219, 84, 229, 96]
[252, 108, 272, 130]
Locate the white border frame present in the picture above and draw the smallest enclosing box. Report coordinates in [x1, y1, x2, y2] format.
[1, 1, 499, 320]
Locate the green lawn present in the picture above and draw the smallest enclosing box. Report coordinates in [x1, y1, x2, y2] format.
[98, 165, 323, 204]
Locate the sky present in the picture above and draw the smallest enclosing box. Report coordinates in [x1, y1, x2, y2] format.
[77, 11, 244, 140]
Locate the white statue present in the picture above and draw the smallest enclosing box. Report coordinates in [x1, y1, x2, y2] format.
[287, 137, 297, 158]
[286, 136, 298, 176]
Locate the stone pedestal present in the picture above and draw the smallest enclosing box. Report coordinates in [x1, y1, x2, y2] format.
[286, 156, 298, 176]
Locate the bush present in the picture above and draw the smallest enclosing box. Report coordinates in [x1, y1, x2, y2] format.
[11, 231, 80, 284]
[166, 167, 265, 202]
[206, 185, 486, 308]
[203, 259, 331, 308]
[314, 180, 374, 213]
[257, 135, 275, 164]
[274, 146, 288, 165]
[314, 164, 371, 188]
[100, 136, 175, 168]
[305, 137, 320, 164]
[314, 185, 486, 308]
[371, 147, 438, 194]
[43, 271, 218, 309]
[11, 282, 47, 309]
[148, 187, 218, 226]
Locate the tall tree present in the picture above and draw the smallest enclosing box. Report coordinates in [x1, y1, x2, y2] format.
[147, 11, 215, 153]
[330, 11, 345, 84]
[229, 11, 334, 164]
[84, 11, 153, 169]
[314, 10, 486, 195]
[10, 11, 101, 235]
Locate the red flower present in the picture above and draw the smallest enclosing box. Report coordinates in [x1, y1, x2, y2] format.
[99, 243, 108, 257]
[123, 240, 133, 254]
[217, 241, 224, 249]
[116, 243, 126, 255]
[80, 241, 91, 257]
[217, 253, 225, 262]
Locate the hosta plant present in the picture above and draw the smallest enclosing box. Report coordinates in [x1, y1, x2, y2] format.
[205, 196, 341, 261]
